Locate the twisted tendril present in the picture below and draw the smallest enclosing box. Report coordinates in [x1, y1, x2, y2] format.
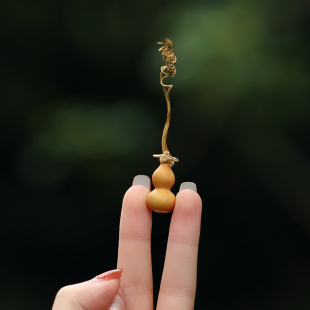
[155, 38, 178, 167]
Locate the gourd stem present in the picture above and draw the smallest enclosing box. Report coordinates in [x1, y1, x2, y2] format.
[156, 38, 178, 167]
[160, 69, 173, 155]
[157, 37, 176, 157]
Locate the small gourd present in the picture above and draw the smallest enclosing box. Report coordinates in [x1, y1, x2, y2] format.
[146, 38, 179, 213]
[146, 163, 176, 213]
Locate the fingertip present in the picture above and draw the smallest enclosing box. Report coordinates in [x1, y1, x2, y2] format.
[176, 187, 202, 211]
[132, 175, 151, 189]
[168, 188, 202, 248]
[90, 278, 121, 310]
[179, 182, 197, 192]
[120, 177, 152, 240]
[123, 179, 150, 210]
[95, 277, 121, 293]
[178, 182, 202, 212]
[53, 278, 121, 310]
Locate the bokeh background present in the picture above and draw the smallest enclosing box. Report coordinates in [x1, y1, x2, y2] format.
[1, 0, 310, 309]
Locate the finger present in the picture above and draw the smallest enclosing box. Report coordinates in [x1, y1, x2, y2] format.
[157, 183, 202, 310]
[52, 269, 123, 310]
[117, 175, 153, 310]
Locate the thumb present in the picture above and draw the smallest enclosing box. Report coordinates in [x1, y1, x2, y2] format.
[52, 269, 123, 310]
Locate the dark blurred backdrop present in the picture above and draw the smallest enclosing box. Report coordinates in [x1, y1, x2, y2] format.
[1, 0, 310, 309]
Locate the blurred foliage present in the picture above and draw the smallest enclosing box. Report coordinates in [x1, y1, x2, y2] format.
[18, 101, 158, 187]
[1, 0, 310, 309]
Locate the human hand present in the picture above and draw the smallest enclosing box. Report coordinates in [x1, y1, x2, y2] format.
[52, 175, 202, 310]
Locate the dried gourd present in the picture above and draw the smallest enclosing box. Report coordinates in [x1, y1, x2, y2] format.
[146, 38, 179, 213]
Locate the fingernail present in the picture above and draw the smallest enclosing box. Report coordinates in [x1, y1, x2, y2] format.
[179, 182, 197, 192]
[132, 175, 150, 189]
[96, 268, 123, 280]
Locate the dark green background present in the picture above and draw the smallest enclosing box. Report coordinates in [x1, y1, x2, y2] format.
[1, 0, 310, 309]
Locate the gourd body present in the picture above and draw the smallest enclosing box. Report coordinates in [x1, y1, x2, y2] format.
[146, 163, 175, 213]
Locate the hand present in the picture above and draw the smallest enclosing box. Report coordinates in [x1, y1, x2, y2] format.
[52, 175, 202, 310]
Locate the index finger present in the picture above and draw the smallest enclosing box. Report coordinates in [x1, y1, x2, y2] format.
[117, 176, 153, 310]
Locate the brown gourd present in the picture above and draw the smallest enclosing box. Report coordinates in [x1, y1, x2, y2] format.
[146, 38, 179, 213]
[146, 163, 175, 213]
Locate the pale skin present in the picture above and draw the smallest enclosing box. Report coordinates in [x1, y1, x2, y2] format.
[52, 177, 202, 310]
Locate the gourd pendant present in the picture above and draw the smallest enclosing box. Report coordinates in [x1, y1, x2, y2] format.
[146, 38, 179, 213]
